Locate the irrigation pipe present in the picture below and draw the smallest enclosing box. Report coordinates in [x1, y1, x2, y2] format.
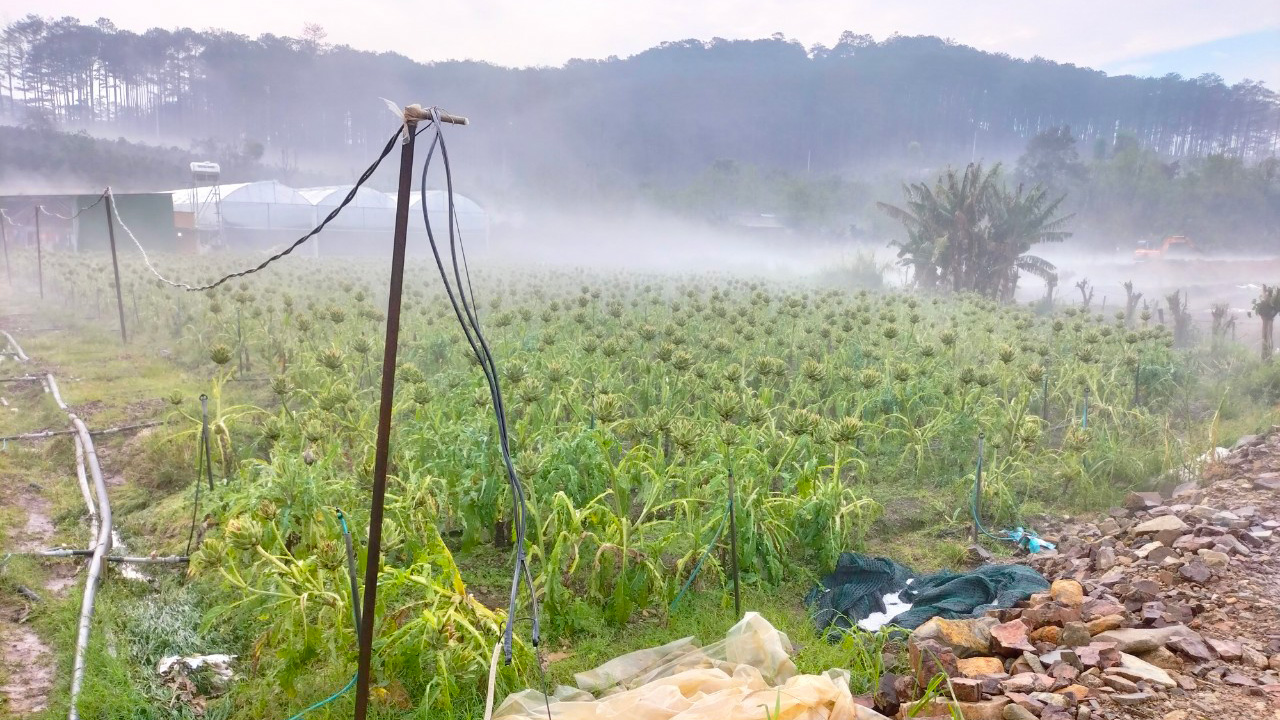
[1, 330, 28, 361]
[73, 436, 99, 549]
[0, 420, 164, 443]
[25, 549, 188, 564]
[67, 413, 112, 720]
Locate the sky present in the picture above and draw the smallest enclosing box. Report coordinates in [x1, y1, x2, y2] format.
[5, 0, 1280, 88]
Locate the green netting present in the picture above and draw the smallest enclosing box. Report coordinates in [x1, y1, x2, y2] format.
[805, 552, 1048, 635]
[893, 564, 1049, 629]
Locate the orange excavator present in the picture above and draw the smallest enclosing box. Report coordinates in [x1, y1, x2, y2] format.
[1134, 235, 1196, 262]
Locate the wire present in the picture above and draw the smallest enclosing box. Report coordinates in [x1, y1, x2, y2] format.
[418, 108, 550, 720]
[0, 208, 24, 228]
[113, 125, 402, 292]
[38, 190, 108, 221]
[282, 675, 357, 720]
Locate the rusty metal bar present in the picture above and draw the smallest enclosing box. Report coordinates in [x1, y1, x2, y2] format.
[354, 116, 418, 720]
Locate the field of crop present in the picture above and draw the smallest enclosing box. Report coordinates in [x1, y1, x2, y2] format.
[2, 245, 1277, 719]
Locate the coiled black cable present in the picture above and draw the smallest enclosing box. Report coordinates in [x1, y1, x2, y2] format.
[417, 111, 544, 695]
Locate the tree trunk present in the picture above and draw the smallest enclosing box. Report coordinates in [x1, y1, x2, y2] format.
[1264, 315, 1275, 361]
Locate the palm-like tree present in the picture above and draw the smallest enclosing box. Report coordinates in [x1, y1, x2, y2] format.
[878, 163, 1071, 300]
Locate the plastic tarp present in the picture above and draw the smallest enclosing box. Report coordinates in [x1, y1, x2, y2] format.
[806, 553, 1048, 635]
[494, 612, 889, 720]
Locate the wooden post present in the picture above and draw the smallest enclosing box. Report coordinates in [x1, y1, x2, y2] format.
[104, 193, 127, 344]
[34, 206, 43, 299]
[1, 212, 10, 285]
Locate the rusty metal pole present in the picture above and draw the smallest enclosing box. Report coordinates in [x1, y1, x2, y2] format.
[353, 116, 417, 720]
[34, 206, 43, 299]
[104, 192, 127, 344]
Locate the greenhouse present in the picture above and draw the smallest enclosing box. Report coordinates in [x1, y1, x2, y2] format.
[171, 180, 315, 231]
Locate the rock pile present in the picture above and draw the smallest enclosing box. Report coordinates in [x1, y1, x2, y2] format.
[879, 431, 1280, 720]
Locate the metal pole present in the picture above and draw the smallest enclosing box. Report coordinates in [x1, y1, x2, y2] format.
[354, 118, 417, 720]
[727, 471, 741, 619]
[1082, 387, 1090, 429]
[104, 192, 128, 344]
[34, 207, 43, 299]
[971, 432, 985, 543]
[1, 213, 10, 285]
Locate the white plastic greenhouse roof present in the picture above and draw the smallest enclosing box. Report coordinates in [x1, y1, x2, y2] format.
[297, 185, 397, 208]
[404, 190, 486, 216]
[166, 181, 487, 234]
[170, 181, 311, 211]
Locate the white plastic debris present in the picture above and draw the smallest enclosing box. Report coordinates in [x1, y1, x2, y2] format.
[858, 580, 914, 631]
[157, 654, 236, 686]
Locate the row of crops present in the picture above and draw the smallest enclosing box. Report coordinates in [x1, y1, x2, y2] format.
[12, 249, 1207, 709]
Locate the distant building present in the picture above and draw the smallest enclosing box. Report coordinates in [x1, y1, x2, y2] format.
[0, 192, 176, 253]
[164, 181, 489, 256]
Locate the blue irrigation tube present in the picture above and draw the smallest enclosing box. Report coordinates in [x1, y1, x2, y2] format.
[278, 509, 362, 720]
[1082, 387, 1090, 429]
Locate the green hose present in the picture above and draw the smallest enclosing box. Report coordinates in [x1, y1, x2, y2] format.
[670, 500, 731, 611]
[277, 509, 362, 720]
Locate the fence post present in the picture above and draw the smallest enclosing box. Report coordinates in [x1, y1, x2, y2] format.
[104, 192, 128, 344]
[354, 114, 418, 720]
[1, 212, 10, 285]
[34, 206, 43, 299]
[971, 432, 986, 544]
[727, 471, 741, 619]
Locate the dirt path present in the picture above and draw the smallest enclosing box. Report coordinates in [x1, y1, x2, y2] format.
[0, 330, 60, 716]
[0, 481, 61, 715]
[0, 626, 54, 716]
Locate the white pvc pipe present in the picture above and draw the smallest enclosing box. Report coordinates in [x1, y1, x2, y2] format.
[73, 436, 100, 548]
[1, 330, 29, 361]
[46, 373, 67, 410]
[67, 414, 111, 720]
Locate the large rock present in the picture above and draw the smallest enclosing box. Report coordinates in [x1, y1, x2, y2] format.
[1178, 561, 1211, 583]
[1125, 492, 1163, 510]
[1206, 637, 1242, 661]
[1002, 705, 1037, 720]
[1092, 626, 1188, 654]
[1060, 622, 1091, 648]
[911, 617, 998, 658]
[1197, 548, 1230, 567]
[910, 698, 1010, 720]
[1132, 516, 1188, 534]
[1049, 579, 1084, 607]
[1137, 647, 1181, 670]
[1001, 673, 1056, 693]
[1166, 634, 1216, 662]
[909, 639, 958, 688]
[991, 620, 1035, 656]
[1106, 652, 1176, 688]
[956, 657, 1006, 677]
[1086, 614, 1124, 635]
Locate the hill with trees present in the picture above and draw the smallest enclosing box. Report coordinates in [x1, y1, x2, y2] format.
[1, 17, 1277, 248]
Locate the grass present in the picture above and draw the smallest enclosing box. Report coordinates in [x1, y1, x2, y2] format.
[4, 275, 1280, 720]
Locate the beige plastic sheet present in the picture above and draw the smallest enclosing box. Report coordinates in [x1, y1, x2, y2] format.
[495, 612, 890, 720]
